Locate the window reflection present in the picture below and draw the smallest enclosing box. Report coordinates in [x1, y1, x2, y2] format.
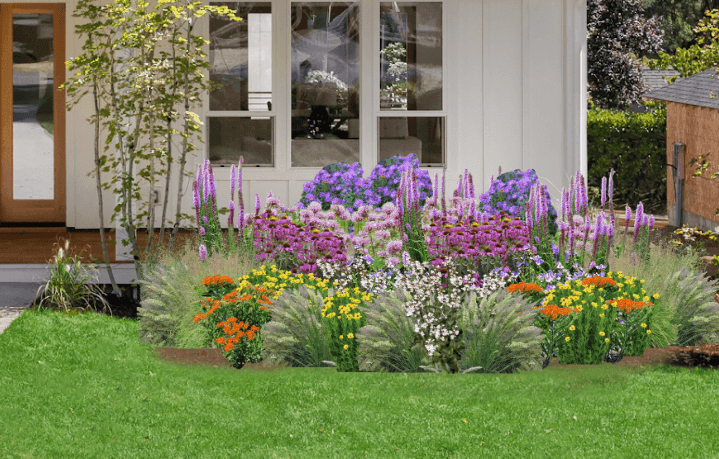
[210, 2, 272, 111]
[378, 117, 444, 166]
[380, 2, 442, 111]
[291, 2, 360, 168]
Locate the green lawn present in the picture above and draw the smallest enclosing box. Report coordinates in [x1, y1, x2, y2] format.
[1, 309, 718, 458]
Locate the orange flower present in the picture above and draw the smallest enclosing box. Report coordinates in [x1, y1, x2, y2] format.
[229, 317, 237, 323]
[506, 282, 541, 294]
[582, 276, 617, 287]
[223, 326, 232, 334]
[246, 330, 255, 340]
[224, 343, 235, 352]
[260, 306, 268, 310]
[537, 304, 573, 321]
[236, 330, 245, 339]
[251, 325, 259, 331]
[216, 337, 226, 345]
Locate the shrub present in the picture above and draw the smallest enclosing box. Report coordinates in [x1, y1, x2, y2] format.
[587, 103, 666, 214]
[261, 284, 336, 367]
[356, 288, 430, 373]
[661, 266, 719, 347]
[459, 289, 544, 373]
[297, 162, 367, 213]
[478, 169, 559, 237]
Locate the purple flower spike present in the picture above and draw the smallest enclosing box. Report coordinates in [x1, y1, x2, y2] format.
[199, 226, 205, 237]
[625, 205, 632, 234]
[230, 165, 236, 202]
[608, 170, 614, 204]
[255, 193, 261, 215]
[601, 176, 607, 207]
[228, 200, 235, 228]
[199, 244, 207, 262]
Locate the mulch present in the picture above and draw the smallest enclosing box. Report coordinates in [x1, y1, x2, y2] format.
[155, 345, 718, 371]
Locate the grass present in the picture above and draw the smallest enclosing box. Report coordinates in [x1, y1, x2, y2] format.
[1, 308, 718, 458]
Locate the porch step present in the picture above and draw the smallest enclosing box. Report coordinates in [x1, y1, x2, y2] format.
[0, 264, 139, 308]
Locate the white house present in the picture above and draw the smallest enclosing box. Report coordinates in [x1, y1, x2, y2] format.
[0, 0, 587, 288]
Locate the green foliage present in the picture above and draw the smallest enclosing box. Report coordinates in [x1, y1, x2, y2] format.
[587, 104, 667, 214]
[61, 0, 242, 284]
[662, 266, 719, 346]
[644, 8, 719, 80]
[356, 288, 430, 373]
[261, 284, 335, 367]
[459, 290, 544, 373]
[137, 260, 213, 348]
[642, 0, 719, 56]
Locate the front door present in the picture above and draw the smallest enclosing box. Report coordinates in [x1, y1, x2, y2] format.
[0, 3, 65, 223]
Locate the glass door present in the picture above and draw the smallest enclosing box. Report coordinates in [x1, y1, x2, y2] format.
[0, 3, 65, 223]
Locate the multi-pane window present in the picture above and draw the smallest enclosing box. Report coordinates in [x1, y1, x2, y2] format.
[208, 2, 274, 167]
[290, 2, 360, 168]
[379, 2, 443, 166]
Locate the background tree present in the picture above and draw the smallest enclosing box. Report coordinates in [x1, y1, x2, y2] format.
[588, 0, 664, 110]
[644, 8, 719, 81]
[642, 0, 719, 56]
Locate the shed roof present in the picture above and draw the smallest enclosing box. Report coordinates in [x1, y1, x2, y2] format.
[640, 65, 682, 92]
[642, 66, 719, 110]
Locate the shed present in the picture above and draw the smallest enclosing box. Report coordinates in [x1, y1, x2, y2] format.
[642, 66, 719, 232]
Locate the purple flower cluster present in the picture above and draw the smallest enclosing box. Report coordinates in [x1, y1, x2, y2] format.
[251, 210, 349, 274]
[296, 155, 433, 217]
[425, 212, 532, 270]
[477, 169, 559, 237]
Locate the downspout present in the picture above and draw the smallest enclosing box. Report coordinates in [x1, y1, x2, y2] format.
[673, 142, 685, 228]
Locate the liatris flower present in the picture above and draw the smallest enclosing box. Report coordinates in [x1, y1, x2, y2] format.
[592, 212, 604, 260]
[199, 244, 207, 262]
[470, 200, 476, 220]
[608, 170, 614, 204]
[193, 180, 201, 228]
[441, 168, 447, 216]
[468, 173, 475, 199]
[561, 186, 568, 221]
[601, 176, 607, 207]
[648, 214, 655, 230]
[255, 193, 261, 215]
[230, 164, 236, 202]
[228, 200, 235, 229]
[624, 205, 631, 236]
[199, 226, 205, 236]
[634, 202, 644, 244]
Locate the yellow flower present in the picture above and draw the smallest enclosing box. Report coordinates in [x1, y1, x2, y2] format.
[647, 330, 652, 334]
[599, 331, 605, 337]
[347, 333, 354, 339]
[632, 293, 640, 300]
[339, 335, 344, 340]
[653, 293, 660, 299]
[601, 304, 608, 310]
[575, 305, 584, 312]
[569, 325, 576, 331]
[599, 313, 605, 318]
[565, 337, 571, 342]
[343, 344, 349, 350]
[640, 279, 645, 284]
[643, 296, 650, 302]
[605, 338, 610, 343]
[617, 283, 624, 288]
[641, 323, 647, 328]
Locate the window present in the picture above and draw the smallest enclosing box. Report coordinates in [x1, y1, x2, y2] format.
[378, 2, 443, 167]
[290, 2, 360, 168]
[208, 2, 274, 167]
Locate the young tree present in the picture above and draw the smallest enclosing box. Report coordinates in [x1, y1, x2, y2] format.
[588, 0, 664, 110]
[62, 0, 240, 291]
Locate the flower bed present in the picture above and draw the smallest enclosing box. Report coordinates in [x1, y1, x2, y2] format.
[136, 159, 719, 374]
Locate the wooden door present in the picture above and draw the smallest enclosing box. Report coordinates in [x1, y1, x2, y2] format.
[0, 3, 65, 223]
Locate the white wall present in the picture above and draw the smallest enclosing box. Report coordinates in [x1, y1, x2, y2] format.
[3, 0, 587, 234]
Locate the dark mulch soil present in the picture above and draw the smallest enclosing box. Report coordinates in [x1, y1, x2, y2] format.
[155, 347, 289, 370]
[154, 345, 719, 371]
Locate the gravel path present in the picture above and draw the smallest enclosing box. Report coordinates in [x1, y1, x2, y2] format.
[0, 307, 26, 335]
